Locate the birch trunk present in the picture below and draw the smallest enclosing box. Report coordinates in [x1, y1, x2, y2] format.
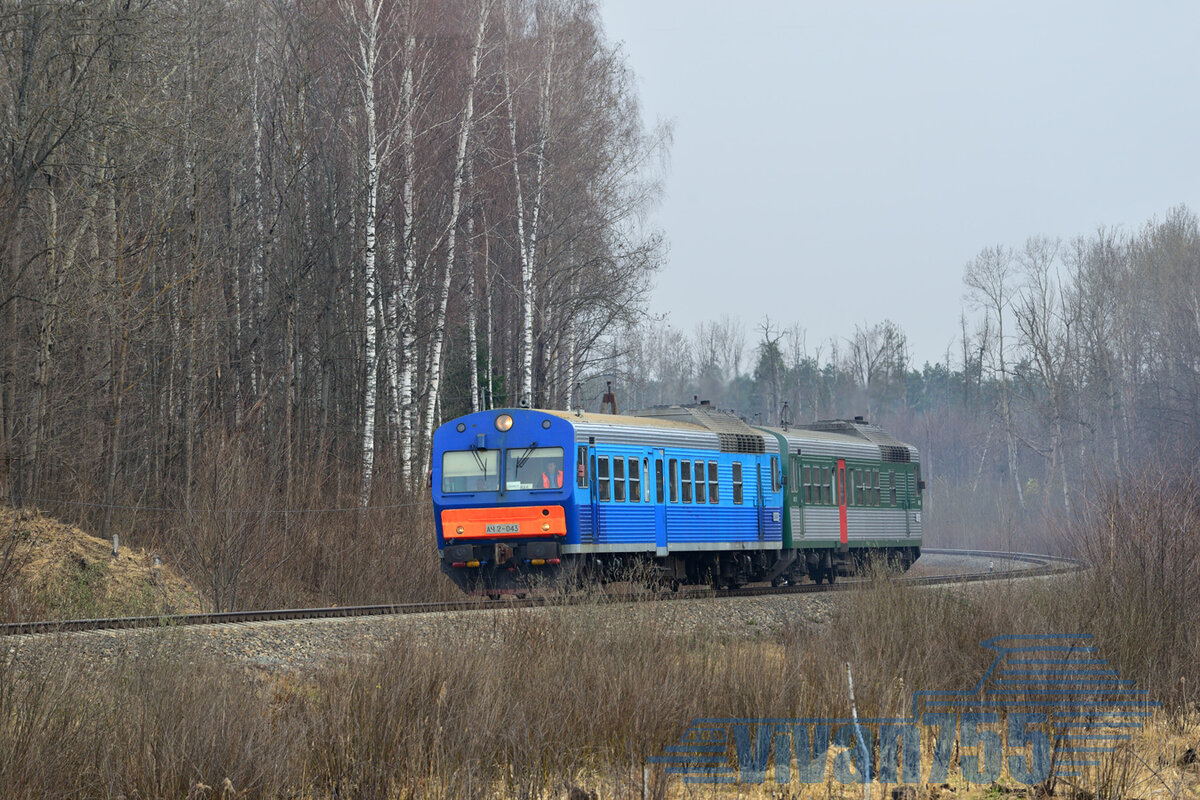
[249, 12, 265, 407]
[419, 0, 488, 478]
[466, 162, 480, 414]
[354, 0, 383, 506]
[484, 242, 494, 410]
[505, 0, 555, 409]
[997, 319, 1024, 510]
[396, 22, 418, 484]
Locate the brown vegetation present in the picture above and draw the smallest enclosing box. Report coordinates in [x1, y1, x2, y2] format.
[0, 506, 203, 621]
[1, 468, 1196, 798]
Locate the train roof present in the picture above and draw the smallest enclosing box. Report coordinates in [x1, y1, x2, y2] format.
[543, 406, 778, 454]
[542, 409, 706, 432]
[757, 419, 920, 463]
[494, 406, 916, 462]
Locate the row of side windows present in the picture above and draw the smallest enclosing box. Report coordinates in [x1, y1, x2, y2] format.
[792, 462, 920, 508]
[595, 456, 645, 503]
[666, 458, 722, 504]
[587, 456, 761, 505]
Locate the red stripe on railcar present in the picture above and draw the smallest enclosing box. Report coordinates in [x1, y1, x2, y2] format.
[837, 458, 848, 544]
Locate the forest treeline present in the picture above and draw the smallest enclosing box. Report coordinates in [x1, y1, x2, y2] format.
[1, 0, 667, 526]
[4, 0, 1200, 608]
[613, 206, 1200, 549]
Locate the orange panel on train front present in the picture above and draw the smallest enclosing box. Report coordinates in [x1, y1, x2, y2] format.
[441, 505, 567, 539]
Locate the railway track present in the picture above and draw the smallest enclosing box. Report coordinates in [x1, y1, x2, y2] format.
[0, 548, 1083, 638]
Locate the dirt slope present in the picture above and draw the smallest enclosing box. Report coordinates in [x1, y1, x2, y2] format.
[1, 506, 205, 621]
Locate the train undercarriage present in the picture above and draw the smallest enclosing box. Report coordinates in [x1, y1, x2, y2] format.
[441, 540, 921, 595]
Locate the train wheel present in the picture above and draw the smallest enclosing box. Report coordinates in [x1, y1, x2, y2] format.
[826, 563, 837, 584]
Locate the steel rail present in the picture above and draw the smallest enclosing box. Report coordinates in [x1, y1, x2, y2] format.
[0, 548, 1084, 637]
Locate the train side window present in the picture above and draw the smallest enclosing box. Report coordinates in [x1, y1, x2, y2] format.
[669, 459, 679, 503]
[885, 470, 896, 506]
[577, 445, 588, 488]
[614, 457, 627, 502]
[708, 460, 719, 503]
[732, 462, 743, 505]
[597, 457, 611, 502]
[873, 469, 880, 506]
[770, 456, 781, 493]
[656, 460, 665, 503]
[823, 467, 832, 505]
[681, 459, 693, 503]
[694, 461, 706, 503]
[803, 466, 813, 504]
[629, 458, 641, 503]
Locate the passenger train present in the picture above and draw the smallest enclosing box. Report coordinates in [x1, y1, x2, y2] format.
[431, 403, 923, 594]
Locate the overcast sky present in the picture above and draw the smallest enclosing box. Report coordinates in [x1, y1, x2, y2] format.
[598, 0, 1200, 367]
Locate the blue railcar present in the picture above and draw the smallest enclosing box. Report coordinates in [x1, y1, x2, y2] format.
[432, 404, 918, 594]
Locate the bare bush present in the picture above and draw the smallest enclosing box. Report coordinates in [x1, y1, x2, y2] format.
[1066, 464, 1200, 708]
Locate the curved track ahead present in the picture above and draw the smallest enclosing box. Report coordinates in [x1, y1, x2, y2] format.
[0, 548, 1083, 638]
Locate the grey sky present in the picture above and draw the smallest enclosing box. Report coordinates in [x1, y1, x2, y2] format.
[599, 0, 1200, 367]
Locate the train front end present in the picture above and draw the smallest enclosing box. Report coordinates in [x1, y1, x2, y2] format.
[432, 409, 579, 594]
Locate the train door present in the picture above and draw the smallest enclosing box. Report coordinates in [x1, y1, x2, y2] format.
[653, 450, 667, 553]
[901, 464, 911, 538]
[789, 454, 805, 539]
[836, 458, 848, 546]
[588, 447, 599, 544]
[756, 463, 765, 541]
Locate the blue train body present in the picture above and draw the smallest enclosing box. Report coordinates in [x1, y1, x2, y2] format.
[432, 405, 920, 594]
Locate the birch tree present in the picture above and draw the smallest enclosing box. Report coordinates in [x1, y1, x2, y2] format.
[965, 245, 1025, 510]
[342, 0, 389, 505]
[503, 0, 556, 409]
[1014, 236, 1074, 514]
[418, 0, 491, 479]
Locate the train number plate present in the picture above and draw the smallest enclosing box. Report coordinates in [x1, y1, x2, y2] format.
[485, 523, 520, 534]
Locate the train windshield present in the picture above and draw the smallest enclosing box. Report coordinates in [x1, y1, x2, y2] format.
[504, 446, 565, 490]
[442, 450, 500, 493]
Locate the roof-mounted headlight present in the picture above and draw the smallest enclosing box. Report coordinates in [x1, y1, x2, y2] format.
[495, 414, 513, 432]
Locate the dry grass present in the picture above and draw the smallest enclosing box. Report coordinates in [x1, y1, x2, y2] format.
[0, 465, 1196, 798]
[3, 570, 1196, 800]
[0, 506, 204, 622]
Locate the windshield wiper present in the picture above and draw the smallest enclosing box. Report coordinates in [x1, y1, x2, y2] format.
[471, 448, 487, 475]
[515, 442, 538, 470]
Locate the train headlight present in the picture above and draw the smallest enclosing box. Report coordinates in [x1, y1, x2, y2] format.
[541, 522, 551, 532]
[495, 414, 513, 432]
[456, 526, 465, 535]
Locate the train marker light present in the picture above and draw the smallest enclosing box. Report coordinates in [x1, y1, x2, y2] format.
[541, 522, 551, 532]
[531, 558, 546, 566]
[549, 558, 560, 565]
[456, 526, 465, 535]
[495, 414, 513, 431]
[466, 560, 480, 568]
